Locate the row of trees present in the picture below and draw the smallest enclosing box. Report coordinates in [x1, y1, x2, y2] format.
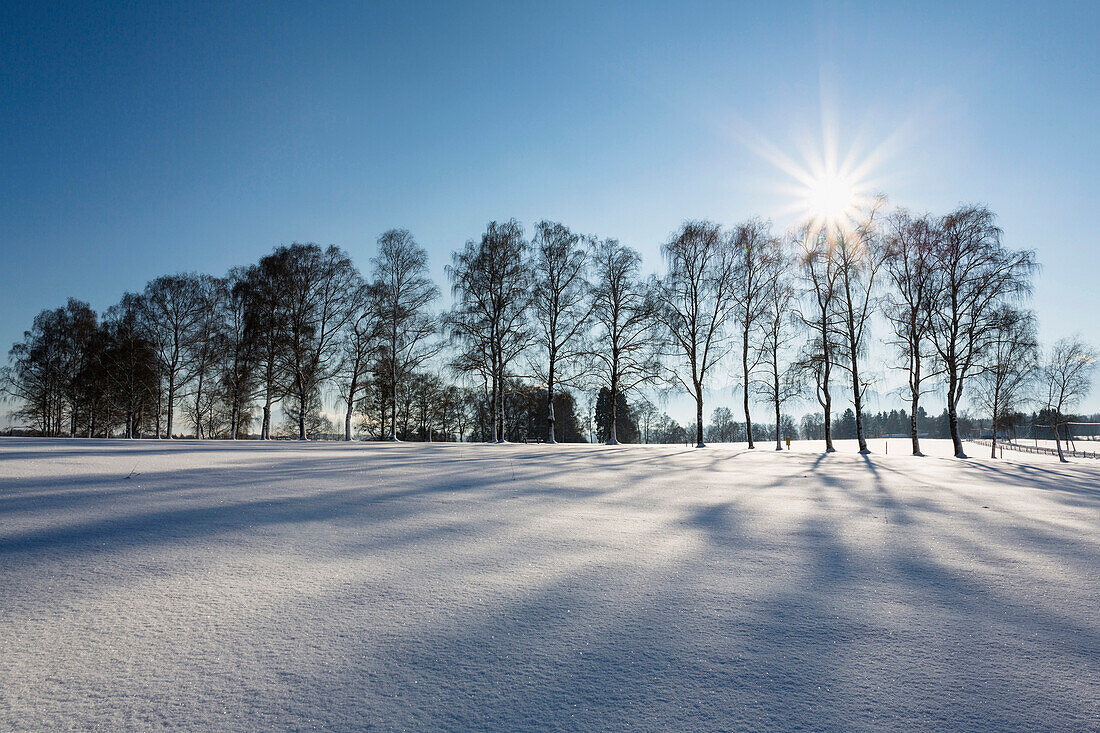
[0, 238, 436, 442]
[3, 206, 1096, 459]
[791, 204, 1094, 461]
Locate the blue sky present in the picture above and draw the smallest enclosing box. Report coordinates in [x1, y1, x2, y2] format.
[2, 1, 1098, 414]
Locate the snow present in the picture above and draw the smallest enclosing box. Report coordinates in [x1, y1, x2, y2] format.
[1, 437, 1098, 731]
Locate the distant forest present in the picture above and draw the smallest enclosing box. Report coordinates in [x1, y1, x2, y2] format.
[3, 205, 1096, 459]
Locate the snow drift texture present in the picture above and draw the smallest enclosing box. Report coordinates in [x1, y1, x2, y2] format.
[1, 438, 1098, 731]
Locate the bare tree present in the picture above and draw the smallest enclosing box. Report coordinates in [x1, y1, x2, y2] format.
[883, 210, 938, 455]
[240, 259, 287, 440]
[452, 386, 477, 442]
[829, 200, 886, 454]
[708, 406, 737, 443]
[928, 205, 1037, 458]
[653, 220, 738, 447]
[221, 268, 259, 439]
[590, 238, 659, 445]
[1041, 336, 1097, 462]
[56, 300, 100, 437]
[636, 395, 659, 444]
[3, 299, 103, 438]
[446, 220, 533, 442]
[756, 239, 798, 450]
[336, 283, 382, 441]
[265, 243, 362, 440]
[730, 219, 775, 448]
[530, 221, 593, 444]
[140, 273, 206, 438]
[793, 225, 842, 452]
[973, 308, 1037, 458]
[2, 306, 68, 436]
[372, 229, 440, 441]
[185, 274, 229, 438]
[102, 294, 160, 438]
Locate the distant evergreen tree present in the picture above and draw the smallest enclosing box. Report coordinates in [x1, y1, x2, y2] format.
[595, 388, 638, 443]
[833, 408, 858, 439]
[780, 414, 798, 441]
[502, 382, 586, 442]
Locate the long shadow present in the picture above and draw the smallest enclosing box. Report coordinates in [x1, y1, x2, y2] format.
[3, 442, 1098, 729]
[0, 453, 622, 559]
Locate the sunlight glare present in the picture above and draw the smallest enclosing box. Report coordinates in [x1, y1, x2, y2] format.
[806, 172, 858, 224]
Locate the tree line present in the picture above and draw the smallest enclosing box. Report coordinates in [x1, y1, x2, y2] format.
[3, 205, 1096, 460]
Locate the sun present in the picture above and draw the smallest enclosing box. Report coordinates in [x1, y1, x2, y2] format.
[805, 172, 858, 224]
[725, 98, 897, 240]
[792, 162, 873, 239]
[745, 131, 879, 239]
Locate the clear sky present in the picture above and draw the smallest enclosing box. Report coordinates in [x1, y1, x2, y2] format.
[3, 1, 1098, 416]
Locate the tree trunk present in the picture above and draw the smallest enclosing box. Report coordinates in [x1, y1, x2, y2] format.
[166, 377, 175, 439]
[774, 381, 782, 451]
[909, 393, 922, 456]
[909, 348, 923, 455]
[497, 372, 505, 443]
[489, 374, 498, 443]
[298, 376, 307, 440]
[1051, 417, 1066, 462]
[345, 373, 357, 442]
[194, 371, 205, 439]
[990, 394, 999, 459]
[389, 355, 399, 441]
[851, 360, 869, 454]
[608, 386, 619, 445]
[821, 348, 835, 453]
[546, 360, 556, 444]
[695, 388, 705, 447]
[947, 376, 966, 458]
[742, 336, 754, 448]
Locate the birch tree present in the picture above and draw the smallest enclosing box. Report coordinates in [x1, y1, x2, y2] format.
[590, 238, 659, 445]
[102, 294, 160, 438]
[265, 243, 362, 440]
[793, 225, 842, 452]
[973, 308, 1037, 458]
[829, 202, 886, 454]
[241, 260, 286, 440]
[928, 205, 1037, 458]
[730, 219, 775, 448]
[140, 274, 205, 438]
[757, 239, 798, 450]
[336, 282, 382, 441]
[530, 221, 593, 444]
[372, 229, 440, 441]
[185, 274, 228, 438]
[446, 220, 533, 442]
[1041, 337, 1097, 462]
[2, 307, 67, 436]
[653, 220, 737, 447]
[221, 268, 259, 439]
[883, 210, 938, 455]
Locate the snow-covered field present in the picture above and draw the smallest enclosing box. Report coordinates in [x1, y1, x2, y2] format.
[1, 438, 1098, 731]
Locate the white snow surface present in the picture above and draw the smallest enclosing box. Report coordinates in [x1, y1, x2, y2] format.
[1, 437, 1098, 731]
